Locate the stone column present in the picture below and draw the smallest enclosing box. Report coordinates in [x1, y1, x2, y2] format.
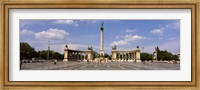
[112, 50, 117, 61]
[63, 48, 68, 61]
[81, 53, 83, 60]
[136, 50, 141, 62]
[121, 53, 124, 61]
[83, 53, 86, 60]
[77, 52, 79, 60]
[133, 53, 135, 62]
[125, 53, 127, 61]
[72, 52, 74, 60]
[87, 50, 93, 61]
[100, 22, 105, 57]
[127, 53, 131, 62]
[68, 51, 71, 60]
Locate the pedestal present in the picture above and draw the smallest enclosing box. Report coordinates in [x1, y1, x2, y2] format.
[136, 60, 141, 62]
[63, 59, 68, 61]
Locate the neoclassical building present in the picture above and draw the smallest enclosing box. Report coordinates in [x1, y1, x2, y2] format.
[111, 46, 141, 62]
[63, 45, 94, 61]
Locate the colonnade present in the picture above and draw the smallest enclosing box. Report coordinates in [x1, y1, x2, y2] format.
[63, 46, 93, 61]
[111, 46, 141, 62]
[67, 50, 87, 61]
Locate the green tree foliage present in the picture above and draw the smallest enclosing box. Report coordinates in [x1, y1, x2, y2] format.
[20, 42, 36, 60]
[92, 51, 99, 59]
[104, 53, 109, 58]
[157, 50, 179, 61]
[38, 50, 63, 60]
[141, 53, 152, 61]
[54, 52, 63, 60]
[20, 42, 63, 61]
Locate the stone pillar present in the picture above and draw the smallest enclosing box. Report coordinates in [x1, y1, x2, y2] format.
[128, 53, 130, 60]
[121, 53, 124, 61]
[68, 52, 71, 60]
[72, 52, 74, 60]
[83, 53, 85, 60]
[87, 50, 93, 61]
[112, 50, 117, 61]
[63, 48, 68, 61]
[133, 53, 135, 61]
[100, 22, 105, 57]
[136, 50, 141, 62]
[125, 53, 127, 61]
[74, 52, 76, 61]
[128, 53, 132, 62]
[81, 53, 83, 60]
[77, 52, 79, 60]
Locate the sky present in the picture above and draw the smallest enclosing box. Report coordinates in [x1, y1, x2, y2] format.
[20, 19, 180, 54]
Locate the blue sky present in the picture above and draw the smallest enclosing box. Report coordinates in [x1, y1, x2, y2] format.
[20, 19, 180, 54]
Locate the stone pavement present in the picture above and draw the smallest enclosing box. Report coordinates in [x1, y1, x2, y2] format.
[21, 61, 180, 70]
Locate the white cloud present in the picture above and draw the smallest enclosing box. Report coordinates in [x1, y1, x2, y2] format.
[165, 21, 180, 30]
[169, 37, 175, 40]
[52, 20, 79, 27]
[20, 29, 34, 35]
[174, 21, 180, 29]
[125, 29, 136, 33]
[67, 43, 88, 50]
[150, 29, 163, 35]
[150, 21, 180, 36]
[124, 34, 148, 41]
[35, 28, 69, 40]
[110, 40, 128, 46]
[53, 20, 75, 24]
[158, 37, 163, 40]
[91, 20, 97, 23]
[115, 35, 123, 39]
[74, 24, 79, 27]
[20, 20, 46, 29]
[110, 34, 149, 46]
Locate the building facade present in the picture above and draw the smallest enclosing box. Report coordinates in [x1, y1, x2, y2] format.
[111, 46, 141, 62]
[63, 45, 93, 61]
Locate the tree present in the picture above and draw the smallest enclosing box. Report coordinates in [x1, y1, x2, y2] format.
[157, 50, 179, 61]
[54, 52, 63, 60]
[20, 42, 64, 62]
[20, 42, 36, 60]
[20, 42, 37, 69]
[104, 53, 109, 58]
[92, 51, 99, 59]
[34, 50, 64, 61]
[141, 53, 152, 61]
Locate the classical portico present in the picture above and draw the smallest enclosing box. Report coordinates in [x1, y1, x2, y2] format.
[111, 46, 141, 62]
[63, 45, 93, 61]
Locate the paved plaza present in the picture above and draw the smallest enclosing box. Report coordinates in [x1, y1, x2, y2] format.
[21, 61, 180, 70]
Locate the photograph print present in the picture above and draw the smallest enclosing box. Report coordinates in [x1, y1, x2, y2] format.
[20, 20, 180, 70]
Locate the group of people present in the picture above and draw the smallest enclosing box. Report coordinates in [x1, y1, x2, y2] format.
[143, 61, 152, 65]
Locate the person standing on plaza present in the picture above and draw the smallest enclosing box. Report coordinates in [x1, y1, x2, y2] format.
[54, 59, 57, 64]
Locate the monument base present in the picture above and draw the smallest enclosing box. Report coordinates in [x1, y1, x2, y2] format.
[63, 59, 68, 61]
[127, 60, 134, 62]
[153, 60, 158, 62]
[136, 60, 141, 62]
